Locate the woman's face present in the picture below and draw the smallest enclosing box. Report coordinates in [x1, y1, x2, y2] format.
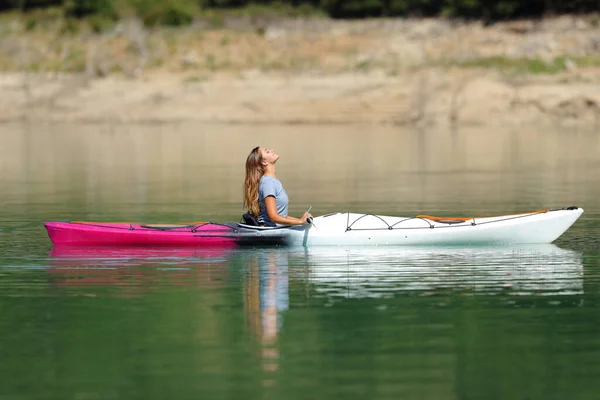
[260, 147, 280, 165]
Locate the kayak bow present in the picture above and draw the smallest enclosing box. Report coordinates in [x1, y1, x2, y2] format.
[44, 221, 237, 246]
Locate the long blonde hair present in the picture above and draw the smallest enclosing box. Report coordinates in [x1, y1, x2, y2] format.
[244, 146, 264, 216]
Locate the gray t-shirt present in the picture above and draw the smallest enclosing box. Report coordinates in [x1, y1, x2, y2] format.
[258, 175, 289, 227]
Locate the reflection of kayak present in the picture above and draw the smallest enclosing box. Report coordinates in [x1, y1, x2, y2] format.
[238, 207, 583, 246]
[46, 245, 236, 293]
[44, 221, 237, 247]
[296, 244, 584, 298]
[44, 207, 583, 247]
[45, 245, 584, 298]
[49, 245, 233, 261]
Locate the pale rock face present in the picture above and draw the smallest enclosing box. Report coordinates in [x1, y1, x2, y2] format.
[453, 78, 515, 124]
[180, 51, 200, 67]
[386, 36, 426, 66]
[264, 27, 287, 41]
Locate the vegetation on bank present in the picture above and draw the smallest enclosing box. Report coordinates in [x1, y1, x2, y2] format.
[0, 1, 598, 77]
[455, 56, 600, 75]
[1, 13, 599, 77]
[0, 0, 598, 27]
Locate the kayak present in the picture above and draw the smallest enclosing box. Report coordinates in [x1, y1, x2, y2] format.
[44, 207, 583, 247]
[236, 207, 584, 246]
[44, 221, 237, 247]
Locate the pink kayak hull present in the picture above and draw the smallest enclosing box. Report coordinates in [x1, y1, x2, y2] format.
[44, 221, 237, 247]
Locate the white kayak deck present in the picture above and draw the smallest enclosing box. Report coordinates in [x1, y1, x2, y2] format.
[236, 207, 583, 246]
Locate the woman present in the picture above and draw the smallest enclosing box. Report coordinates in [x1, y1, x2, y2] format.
[244, 146, 312, 227]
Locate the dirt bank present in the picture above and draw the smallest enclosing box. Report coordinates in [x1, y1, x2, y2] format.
[1, 69, 599, 127]
[1, 15, 599, 127]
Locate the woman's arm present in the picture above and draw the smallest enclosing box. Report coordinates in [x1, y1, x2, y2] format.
[265, 196, 312, 225]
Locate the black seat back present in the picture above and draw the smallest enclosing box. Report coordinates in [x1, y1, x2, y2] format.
[242, 212, 259, 226]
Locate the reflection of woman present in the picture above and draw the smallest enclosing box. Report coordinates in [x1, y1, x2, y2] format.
[244, 250, 289, 340]
[244, 249, 290, 378]
[244, 146, 312, 227]
[260, 251, 289, 343]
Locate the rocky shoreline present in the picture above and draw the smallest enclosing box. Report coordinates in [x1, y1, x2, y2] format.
[1, 15, 599, 127]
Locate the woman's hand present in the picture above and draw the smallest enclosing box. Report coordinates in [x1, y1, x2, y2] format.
[300, 212, 313, 224]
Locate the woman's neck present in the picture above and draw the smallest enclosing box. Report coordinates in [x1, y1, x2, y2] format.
[263, 164, 277, 178]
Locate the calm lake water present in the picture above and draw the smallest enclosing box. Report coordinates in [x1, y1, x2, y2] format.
[1, 122, 599, 399]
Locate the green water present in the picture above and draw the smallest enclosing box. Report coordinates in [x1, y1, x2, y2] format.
[1, 123, 599, 400]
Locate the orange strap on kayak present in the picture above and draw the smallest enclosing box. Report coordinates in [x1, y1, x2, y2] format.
[416, 209, 548, 222]
[416, 215, 472, 222]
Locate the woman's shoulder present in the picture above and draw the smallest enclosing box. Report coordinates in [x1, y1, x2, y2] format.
[260, 175, 281, 184]
[259, 175, 283, 194]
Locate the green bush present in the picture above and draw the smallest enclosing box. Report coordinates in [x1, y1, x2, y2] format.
[323, 0, 384, 18]
[59, 17, 81, 34]
[64, 0, 116, 19]
[128, 0, 196, 26]
[88, 13, 114, 31]
[161, 4, 194, 26]
[25, 16, 37, 29]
